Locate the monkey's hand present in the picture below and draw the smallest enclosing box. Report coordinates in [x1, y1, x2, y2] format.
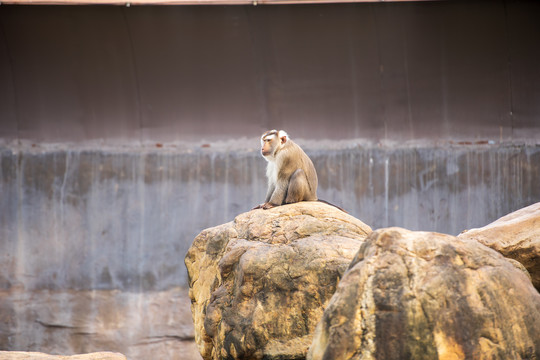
[261, 202, 276, 210]
[252, 202, 276, 210]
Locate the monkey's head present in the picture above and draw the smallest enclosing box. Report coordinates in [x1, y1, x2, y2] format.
[261, 129, 288, 160]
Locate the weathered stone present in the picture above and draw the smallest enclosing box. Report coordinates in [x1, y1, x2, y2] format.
[0, 352, 125, 360]
[308, 227, 540, 360]
[185, 202, 372, 360]
[459, 202, 540, 291]
[0, 288, 201, 360]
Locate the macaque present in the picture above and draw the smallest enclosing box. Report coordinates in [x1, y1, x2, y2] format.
[253, 129, 318, 210]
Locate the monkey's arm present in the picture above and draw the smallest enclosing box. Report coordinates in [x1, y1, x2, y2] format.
[265, 183, 276, 203]
[267, 178, 288, 206]
[252, 181, 286, 210]
[252, 184, 276, 210]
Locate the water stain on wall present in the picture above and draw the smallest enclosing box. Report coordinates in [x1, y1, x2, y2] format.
[1, 142, 538, 292]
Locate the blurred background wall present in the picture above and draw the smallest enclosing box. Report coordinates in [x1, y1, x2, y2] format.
[0, 1, 539, 359]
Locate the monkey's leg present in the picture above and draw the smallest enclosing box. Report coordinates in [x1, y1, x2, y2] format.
[285, 169, 308, 204]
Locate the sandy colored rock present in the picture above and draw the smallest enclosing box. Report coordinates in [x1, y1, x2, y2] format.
[0, 288, 201, 360]
[308, 227, 540, 360]
[0, 352, 125, 360]
[459, 202, 540, 291]
[185, 202, 372, 360]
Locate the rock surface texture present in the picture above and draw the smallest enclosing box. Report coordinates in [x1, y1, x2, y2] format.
[308, 227, 540, 360]
[185, 202, 372, 360]
[459, 202, 540, 291]
[0, 352, 126, 360]
[0, 288, 200, 360]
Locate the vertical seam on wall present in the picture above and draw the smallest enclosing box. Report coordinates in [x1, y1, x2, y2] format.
[401, 11, 414, 140]
[371, 4, 387, 141]
[121, 7, 144, 146]
[0, 14, 20, 144]
[244, 7, 269, 131]
[502, 0, 515, 141]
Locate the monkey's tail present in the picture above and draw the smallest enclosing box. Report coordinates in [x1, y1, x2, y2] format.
[317, 199, 348, 214]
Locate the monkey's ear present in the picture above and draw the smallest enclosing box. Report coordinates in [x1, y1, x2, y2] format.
[278, 130, 288, 144]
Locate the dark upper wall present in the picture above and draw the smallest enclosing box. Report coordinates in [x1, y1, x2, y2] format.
[1, 1, 539, 143]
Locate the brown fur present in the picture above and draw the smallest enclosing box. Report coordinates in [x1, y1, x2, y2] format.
[254, 130, 318, 209]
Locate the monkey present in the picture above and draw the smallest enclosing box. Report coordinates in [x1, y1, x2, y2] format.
[253, 129, 318, 210]
[253, 129, 346, 212]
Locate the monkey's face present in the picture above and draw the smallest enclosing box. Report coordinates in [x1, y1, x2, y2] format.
[260, 129, 288, 160]
[261, 133, 278, 158]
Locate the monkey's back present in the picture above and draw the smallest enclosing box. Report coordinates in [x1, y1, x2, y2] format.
[276, 140, 318, 200]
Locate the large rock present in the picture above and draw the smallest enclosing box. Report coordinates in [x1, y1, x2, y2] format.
[308, 227, 540, 360]
[0, 352, 125, 360]
[459, 202, 540, 291]
[185, 202, 372, 360]
[0, 287, 200, 360]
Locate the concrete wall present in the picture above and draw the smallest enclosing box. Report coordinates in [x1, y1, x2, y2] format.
[1, 141, 539, 359]
[1, 142, 539, 292]
[0, 1, 539, 358]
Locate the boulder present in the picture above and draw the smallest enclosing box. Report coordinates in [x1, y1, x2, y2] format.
[308, 227, 540, 360]
[0, 352, 126, 360]
[185, 202, 372, 360]
[0, 287, 200, 360]
[459, 202, 540, 291]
